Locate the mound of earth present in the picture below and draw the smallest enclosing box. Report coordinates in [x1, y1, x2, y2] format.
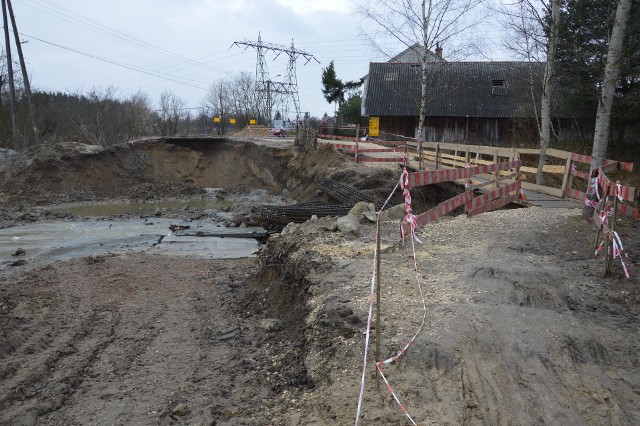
[235, 125, 276, 138]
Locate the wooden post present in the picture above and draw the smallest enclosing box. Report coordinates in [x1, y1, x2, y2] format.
[493, 149, 499, 189]
[603, 195, 611, 275]
[465, 146, 470, 164]
[561, 157, 573, 197]
[607, 187, 620, 275]
[435, 143, 440, 170]
[375, 207, 381, 390]
[418, 140, 424, 170]
[355, 124, 360, 163]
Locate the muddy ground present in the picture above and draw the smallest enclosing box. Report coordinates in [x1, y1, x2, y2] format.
[1, 138, 639, 425]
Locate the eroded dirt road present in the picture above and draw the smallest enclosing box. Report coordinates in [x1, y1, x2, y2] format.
[0, 252, 312, 425]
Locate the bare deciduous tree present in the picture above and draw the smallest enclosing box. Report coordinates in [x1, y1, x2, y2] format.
[496, 0, 560, 185]
[205, 72, 259, 135]
[206, 78, 230, 136]
[157, 90, 185, 136]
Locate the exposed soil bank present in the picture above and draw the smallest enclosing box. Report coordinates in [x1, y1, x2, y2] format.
[1, 139, 639, 425]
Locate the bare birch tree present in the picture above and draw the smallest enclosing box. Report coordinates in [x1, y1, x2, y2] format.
[358, 0, 485, 168]
[590, 0, 632, 170]
[536, 0, 560, 185]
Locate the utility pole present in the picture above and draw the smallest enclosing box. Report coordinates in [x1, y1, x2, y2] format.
[7, 0, 39, 144]
[2, 0, 19, 150]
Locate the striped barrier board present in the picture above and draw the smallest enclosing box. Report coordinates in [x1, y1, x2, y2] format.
[597, 170, 636, 202]
[619, 204, 640, 219]
[570, 153, 634, 171]
[317, 134, 359, 141]
[354, 156, 406, 163]
[566, 187, 638, 218]
[400, 190, 474, 235]
[570, 167, 590, 180]
[366, 138, 406, 147]
[347, 148, 399, 153]
[408, 160, 521, 187]
[318, 142, 354, 150]
[570, 153, 592, 164]
[566, 188, 586, 201]
[467, 193, 521, 218]
[600, 161, 621, 173]
[465, 181, 521, 211]
[318, 142, 400, 153]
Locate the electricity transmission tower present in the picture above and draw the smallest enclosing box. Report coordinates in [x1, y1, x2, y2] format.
[233, 34, 319, 127]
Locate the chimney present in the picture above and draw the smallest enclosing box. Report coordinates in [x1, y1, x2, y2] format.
[435, 43, 443, 59]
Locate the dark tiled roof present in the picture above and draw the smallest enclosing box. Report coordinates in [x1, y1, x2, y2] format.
[365, 61, 566, 119]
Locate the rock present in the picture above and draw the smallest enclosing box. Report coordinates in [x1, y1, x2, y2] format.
[348, 202, 371, 219]
[10, 259, 27, 267]
[239, 222, 247, 228]
[259, 319, 282, 332]
[12, 248, 25, 256]
[337, 214, 359, 233]
[281, 188, 290, 198]
[363, 211, 377, 223]
[310, 215, 318, 221]
[172, 403, 189, 416]
[321, 221, 338, 232]
[380, 204, 406, 221]
[281, 222, 298, 235]
[154, 207, 162, 217]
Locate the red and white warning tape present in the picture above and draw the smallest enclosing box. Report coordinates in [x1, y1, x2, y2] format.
[355, 144, 427, 425]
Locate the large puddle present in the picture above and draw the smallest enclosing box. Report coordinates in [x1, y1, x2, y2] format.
[1, 190, 291, 268]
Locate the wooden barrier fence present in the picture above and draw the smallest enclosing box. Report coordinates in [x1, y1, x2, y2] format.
[317, 136, 639, 219]
[400, 160, 525, 236]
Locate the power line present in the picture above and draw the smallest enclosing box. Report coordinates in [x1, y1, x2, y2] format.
[18, 30, 208, 90]
[16, 0, 225, 73]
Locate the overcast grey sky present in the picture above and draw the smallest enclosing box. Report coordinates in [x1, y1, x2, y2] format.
[9, 0, 510, 118]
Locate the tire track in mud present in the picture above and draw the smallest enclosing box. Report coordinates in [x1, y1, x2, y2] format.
[0, 301, 120, 425]
[1, 253, 306, 425]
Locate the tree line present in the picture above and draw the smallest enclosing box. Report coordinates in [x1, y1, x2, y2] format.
[0, 64, 321, 149]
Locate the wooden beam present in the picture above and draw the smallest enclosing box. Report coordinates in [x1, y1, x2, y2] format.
[521, 182, 564, 197]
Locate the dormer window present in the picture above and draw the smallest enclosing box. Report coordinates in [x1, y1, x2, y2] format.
[492, 79, 508, 96]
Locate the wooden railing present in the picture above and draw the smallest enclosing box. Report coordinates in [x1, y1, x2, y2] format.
[408, 141, 637, 218]
[316, 134, 638, 218]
